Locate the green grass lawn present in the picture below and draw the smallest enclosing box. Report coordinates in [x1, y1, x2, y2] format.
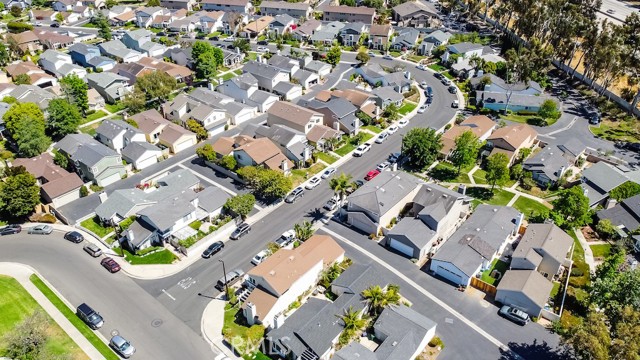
[104, 103, 126, 113]
[499, 113, 557, 127]
[221, 71, 239, 81]
[471, 169, 516, 187]
[80, 216, 113, 238]
[246, 52, 258, 62]
[550, 281, 561, 299]
[335, 143, 356, 157]
[480, 259, 509, 286]
[0, 275, 88, 359]
[590, 119, 640, 142]
[398, 101, 417, 116]
[291, 163, 326, 187]
[466, 187, 515, 206]
[315, 152, 338, 165]
[82, 110, 108, 124]
[362, 125, 382, 134]
[124, 249, 177, 265]
[407, 54, 426, 63]
[429, 162, 472, 183]
[428, 63, 447, 72]
[443, 71, 455, 80]
[389, 51, 402, 57]
[223, 304, 265, 355]
[512, 196, 552, 219]
[590, 243, 612, 258]
[30, 275, 119, 360]
[82, 22, 98, 28]
[79, 122, 101, 136]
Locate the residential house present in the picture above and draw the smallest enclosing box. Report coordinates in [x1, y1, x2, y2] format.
[220, 48, 244, 68]
[393, 1, 440, 28]
[369, 24, 392, 51]
[340, 22, 367, 47]
[33, 30, 75, 50]
[441, 42, 484, 63]
[292, 19, 321, 42]
[102, 5, 132, 19]
[242, 234, 345, 328]
[95, 119, 146, 153]
[439, 115, 496, 158]
[299, 97, 359, 135]
[87, 88, 105, 111]
[268, 14, 295, 38]
[316, 88, 379, 119]
[166, 16, 197, 33]
[54, 133, 127, 187]
[347, 171, 424, 234]
[12, 153, 84, 207]
[322, 5, 375, 25]
[232, 137, 294, 173]
[216, 72, 280, 112]
[5, 61, 57, 88]
[29, 9, 57, 22]
[268, 54, 318, 89]
[309, 21, 344, 45]
[52, 0, 80, 12]
[243, 123, 311, 165]
[110, 10, 136, 26]
[161, 0, 196, 10]
[8, 84, 56, 110]
[99, 40, 144, 63]
[387, 184, 471, 259]
[220, 11, 248, 35]
[424, 30, 452, 46]
[83, 0, 105, 8]
[165, 48, 195, 69]
[121, 141, 162, 170]
[72, 5, 92, 19]
[0, 0, 31, 9]
[210, 134, 255, 157]
[136, 57, 193, 83]
[122, 29, 167, 57]
[581, 161, 630, 208]
[511, 223, 573, 278]
[267, 100, 323, 135]
[523, 145, 570, 187]
[356, 63, 412, 93]
[134, 7, 167, 28]
[243, 60, 302, 99]
[472, 73, 551, 112]
[60, 11, 81, 23]
[201, 0, 253, 13]
[391, 28, 421, 51]
[86, 72, 132, 103]
[68, 43, 117, 71]
[430, 205, 523, 287]
[260, 1, 312, 19]
[301, 57, 332, 78]
[38, 50, 87, 79]
[486, 123, 537, 165]
[597, 193, 640, 234]
[495, 270, 554, 318]
[158, 122, 198, 153]
[243, 16, 273, 38]
[372, 86, 404, 109]
[195, 10, 225, 33]
[128, 109, 170, 144]
[7, 31, 42, 55]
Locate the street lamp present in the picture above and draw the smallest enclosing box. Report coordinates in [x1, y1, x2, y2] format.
[218, 259, 229, 298]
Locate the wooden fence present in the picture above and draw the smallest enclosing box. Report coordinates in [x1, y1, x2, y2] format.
[470, 277, 497, 296]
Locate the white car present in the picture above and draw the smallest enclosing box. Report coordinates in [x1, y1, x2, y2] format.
[398, 118, 409, 128]
[321, 167, 336, 179]
[383, 54, 393, 60]
[376, 161, 390, 172]
[256, 46, 269, 52]
[367, 51, 376, 57]
[417, 104, 428, 113]
[387, 125, 399, 134]
[420, 81, 428, 89]
[276, 230, 296, 247]
[223, 36, 236, 42]
[251, 250, 269, 265]
[452, 99, 459, 108]
[353, 143, 371, 157]
[416, 64, 426, 71]
[305, 177, 321, 190]
[375, 132, 389, 144]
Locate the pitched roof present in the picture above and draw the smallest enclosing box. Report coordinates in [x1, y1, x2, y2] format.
[128, 109, 170, 134]
[370, 24, 391, 36]
[201, 0, 247, 5]
[523, 145, 570, 182]
[236, 137, 292, 171]
[348, 171, 423, 217]
[582, 161, 629, 193]
[447, 41, 484, 54]
[323, 5, 375, 15]
[96, 119, 143, 141]
[267, 100, 321, 126]
[488, 123, 537, 150]
[12, 153, 67, 182]
[514, 223, 572, 267]
[393, 0, 437, 17]
[41, 171, 84, 199]
[243, 60, 285, 81]
[306, 124, 340, 143]
[260, 0, 310, 10]
[159, 122, 196, 144]
[196, 186, 231, 213]
[441, 115, 495, 154]
[598, 194, 640, 231]
[497, 270, 554, 309]
[121, 141, 161, 162]
[54, 133, 118, 167]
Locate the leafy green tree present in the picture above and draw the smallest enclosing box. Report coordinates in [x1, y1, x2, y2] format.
[219, 155, 236, 170]
[551, 186, 591, 228]
[135, 71, 178, 103]
[60, 74, 89, 115]
[340, 0, 356, 5]
[595, 219, 617, 239]
[609, 181, 640, 201]
[223, 193, 256, 219]
[339, 306, 366, 342]
[510, 163, 524, 181]
[0, 2, 4, 10]
[212, 47, 224, 67]
[10, 5, 21, 17]
[80, 185, 89, 197]
[325, 45, 342, 66]
[232, 39, 251, 54]
[356, 50, 370, 64]
[237, 166, 292, 199]
[485, 153, 510, 191]
[91, 12, 112, 41]
[355, 110, 372, 126]
[191, 41, 214, 62]
[196, 51, 219, 80]
[46, 99, 82, 139]
[147, 0, 160, 5]
[3, 102, 50, 157]
[55, 12, 64, 24]
[52, 149, 69, 170]
[538, 99, 561, 120]
[122, 88, 146, 113]
[0, 167, 40, 218]
[450, 130, 481, 174]
[329, 172, 352, 204]
[401, 127, 442, 170]
[383, 103, 399, 122]
[195, 143, 216, 161]
[13, 73, 30, 85]
[186, 119, 208, 141]
[294, 220, 314, 241]
[0, 43, 9, 66]
[2, 311, 49, 360]
[565, 311, 611, 360]
[105, 0, 117, 7]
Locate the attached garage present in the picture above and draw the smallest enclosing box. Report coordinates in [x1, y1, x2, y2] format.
[172, 137, 196, 153]
[135, 155, 158, 170]
[98, 172, 123, 187]
[347, 212, 378, 235]
[495, 270, 554, 318]
[122, 142, 162, 170]
[206, 122, 227, 137]
[429, 259, 471, 287]
[389, 238, 414, 258]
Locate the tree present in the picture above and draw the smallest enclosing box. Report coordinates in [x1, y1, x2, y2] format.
[3, 102, 50, 157]
[196, 51, 219, 81]
[236, 166, 293, 199]
[339, 306, 366, 333]
[55, 12, 64, 24]
[510, 163, 523, 181]
[294, 220, 313, 241]
[195, 144, 216, 161]
[325, 45, 342, 66]
[551, 186, 591, 228]
[232, 39, 251, 54]
[186, 119, 208, 141]
[340, 0, 356, 5]
[383, 103, 399, 122]
[2, 311, 49, 360]
[329, 172, 352, 204]
[46, 99, 82, 139]
[80, 185, 89, 197]
[147, 0, 160, 5]
[91, 12, 112, 41]
[538, 99, 560, 120]
[401, 127, 442, 170]
[13, 73, 30, 85]
[135, 71, 178, 103]
[609, 181, 640, 201]
[565, 312, 611, 360]
[105, 0, 117, 7]
[0, 2, 4, 10]
[356, 50, 370, 65]
[0, 43, 9, 67]
[219, 155, 236, 170]
[450, 130, 481, 174]
[60, 74, 89, 115]
[362, 285, 393, 316]
[595, 219, 617, 239]
[10, 5, 21, 17]
[223, 193, 256, 219]
[0, 167, 40, 218]
[122, 88, 146, 113]
[484, 153, 510, 191]
[52, 149, 68, 170]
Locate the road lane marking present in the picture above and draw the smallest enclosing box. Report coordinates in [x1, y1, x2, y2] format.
[161, 289, 176, 301]
[177, 277, 196, 290]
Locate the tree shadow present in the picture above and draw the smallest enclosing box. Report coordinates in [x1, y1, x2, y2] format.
[305, 207, 325, 223]
[467, 187, 494, 201]
[428, 167, 457, 182]
[499, 340, 569, 360]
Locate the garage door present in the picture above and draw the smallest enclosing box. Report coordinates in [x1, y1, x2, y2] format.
[99, 172, 122, 187]
[433, 263, 464, 285]
[207, 124, 226, 137]
[174, 139, 194, 153]
[233, 111, 254, 125]
[136, 155, 158, 170]
[389, 238, 413, 258]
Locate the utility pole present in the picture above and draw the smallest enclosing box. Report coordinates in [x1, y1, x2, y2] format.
[218, 259, 229, 298]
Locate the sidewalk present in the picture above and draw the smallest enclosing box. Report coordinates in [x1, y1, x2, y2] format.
[0, 262, 104, 360]
[201, 298, 241, 360]
[574, 229, 596, 273]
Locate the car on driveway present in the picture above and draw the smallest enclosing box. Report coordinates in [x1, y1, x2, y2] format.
[305, 177, 321, 190]
[387, 125, 398, 134]
[353, 143, 371, 157]
[100, 257, 120, 273]
[257, 46, 269, 52]
[202, 241, 224, 258]
[398, 118, 409, 127]
[365, 169, 380, 181]
[375, 132, 389, 144]
[230, 223, 251, 240]
[276, 230, 296, 247]
[376, 161, 390, 172]
[64, 231, 84, 243]
[28, 225, 53, 235]
[417, 104, 428, 113]
[83, 243, 102, 257]
[0, 225, 21, 236]
[110, 335, 135, 358]
[499, 305, 530, 325]
[285, 187, 304, 203]
[324, 198, 338, 211]
[321, 167, 336, 179]
[251, 250, 269, 265]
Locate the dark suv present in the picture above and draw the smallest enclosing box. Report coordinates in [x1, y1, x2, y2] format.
[77, 303, 104, 329]
[64, 231, 84, 243]
[202, 241, 224, 258]
[230, 223, 251, 240]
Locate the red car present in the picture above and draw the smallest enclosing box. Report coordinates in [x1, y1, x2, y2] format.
[364, 169, 380, 181]
[100, 257, 121, 273]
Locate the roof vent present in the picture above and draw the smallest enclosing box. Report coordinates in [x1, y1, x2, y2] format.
[380, 188, 385, 193]
[476, 228, 480, 232]
[442, 194, 448, 198]
[289, 255, 295, 261]
[493, 208, 498, 212]
[269, 270, 276, 276]
[426, 187, 432, 192]
[392, 341, 398, 346]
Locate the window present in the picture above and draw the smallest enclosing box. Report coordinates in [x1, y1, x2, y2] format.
[91, 166, 98, 174]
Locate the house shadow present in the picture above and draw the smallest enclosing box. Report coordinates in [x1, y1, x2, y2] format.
[499, 340, 569, 360]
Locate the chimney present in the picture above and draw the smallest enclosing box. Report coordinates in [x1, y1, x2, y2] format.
[333, 121, 340, 131]
[127, 228, 134, 241]
[606, 198, 617, 209]
[245, 302, 257, 326]
[281, 159, 289, 173]
[257, 54, 262, 63]
[273, 313, 285, 329]
[98, 191, 108, 203]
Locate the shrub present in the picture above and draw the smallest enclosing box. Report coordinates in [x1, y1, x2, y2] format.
[7, 22, 33, 32]
[429, 336, 444, 349]
[90, 184, 103, 192]
[136, 246, 163, 256]
[30, 213, 57, 223]
[570, 267, 584, 277]
[79, 185, 89, 197]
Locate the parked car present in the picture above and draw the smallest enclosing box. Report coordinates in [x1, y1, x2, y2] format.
[64, 231, 84, 243]
[275, 230, 296, 248]
[251, 250, 269, 265]
[215, 269, 245, 291]
[426, 86, 433, 97]
[382, 54, 393, 60]
[499, 305, 530, 325]
[441, 78, 451, 86]
[376, 161, 390, 172]
[417, 104, 428, 113]
[426, 96, 433, 105]
[212, 36, 220, 41]
[354, 179, 365, 188]
[257, 40, 269, 45]
[416, 64, 426, 71]
[398, 118, 409, 128]
[353, 143, 371, 157]
[434, 72, 444, 80]
[0, 225, 21, 236]
[448, 85, 457, 94]
[285, 187, 304, 203]
[196, 34, 205, 39]
[230, 223, 251, 240]
[100, 257, 120, 273]
[367, 51, 376, 57]
[223, 36, 235, 42]
[202, 241, 224, 258]
[387, 125, 399, 134]
[305, 177, 322, 190]
[388, 152, 402, 164]
[157, 31, 166, 36]
[324, 198, 338, 211]
[257, 46, 269, 52]
[321, 167, 336, 179]
[626, 142, 640, 153]
[28, 225, 53, 235]
[76, 303, 104, 330]
[365, 169, 381, 181]
[110, 335, 135, 358]
[420, 81, 428, 89]
[451, 99, 459, 108]
[375, 132, 389, 144]
[50, 22, 60, 28]
[83, 243, 102, 257]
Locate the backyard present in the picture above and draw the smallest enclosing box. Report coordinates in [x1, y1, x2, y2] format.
[590, 243, 612, 259]
[480, 259, 509, 286]
[82, 110, 108, 124]
[512, 196, 552, 219]
[466, 187, 515, 206]
[429, 162, 473, 183]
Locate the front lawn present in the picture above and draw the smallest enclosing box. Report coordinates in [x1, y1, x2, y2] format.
[223, 304, 265, 355]
[80, 216, 114, 238]
[291, 163, 326, 186]
[407, 54, 426, 63]
[124, 248, 178, 265]
[315, 152, 339, 165]
[389, 51, 402, 58]
[466, 187, 515, 206]
[511, 196, 552, 219]
[104, 103, 126, 113]
[428, 63, 447, 72]
[590, 119, 640, 142]
[472, 169, 516, 187]
[0, 275, 87, 359]
[335, 133, 373, 157]
[480, 259, 509, 286]
[428, 162, 472, 183]
[246, 52, 258, 62]
[590, 243, 612, 258]
[499, 113, 557, 127]
[222, 71, 239, 81]
[398, 101, 417, 116]
[361, 125, 382, 134]
[82, 110, 108, 124]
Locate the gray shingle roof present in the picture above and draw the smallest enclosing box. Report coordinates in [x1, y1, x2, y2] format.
[513, 223, 573, 267]
[523, 145, 570, 182]
[447, 42, 484, 54]
[372, 86, 404, 102]
[425, 30, 452, 44]
[598, 193, 640, 231]
[243, 60, 284, 81]
[121, 141, 161, 162]
[387, 216, 437, 251]
[95, 188, 152, 221]
[196, 186, 231, 213]
[96, 119, 142, 142]
[497, 270, 554, 310]
[55, 133, 118, 167]
[582, 161, 629, 193]
[347, 171, 423, 217]
[373, 305, 436, 360]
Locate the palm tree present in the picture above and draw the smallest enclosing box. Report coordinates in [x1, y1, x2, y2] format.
[362, 285, 388, 316]
[329, 172, 352, 205]
[294, 220, 314, 242]
[339, 306, 366, 333]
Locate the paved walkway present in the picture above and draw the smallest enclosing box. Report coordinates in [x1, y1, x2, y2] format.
[574, 229, 597, 273]
[467, 165, 480, 184]
[0, 263, 104, 360]
[201, 298, 241, 360]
